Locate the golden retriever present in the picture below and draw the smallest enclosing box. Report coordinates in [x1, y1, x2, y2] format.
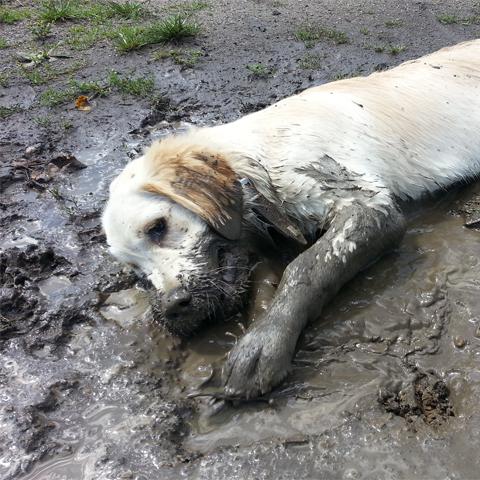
[103, 40, 480, 399]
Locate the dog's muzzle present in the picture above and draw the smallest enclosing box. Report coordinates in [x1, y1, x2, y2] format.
[163, 287, 192, 321]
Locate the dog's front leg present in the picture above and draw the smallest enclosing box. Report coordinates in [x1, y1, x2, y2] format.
[222, 201, 406, 399]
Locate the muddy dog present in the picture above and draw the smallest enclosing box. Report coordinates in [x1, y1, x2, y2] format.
[103, 40, 480, 399]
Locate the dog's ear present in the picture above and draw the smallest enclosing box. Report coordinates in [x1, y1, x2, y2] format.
[242, 180, 307, 245]
[142, 141, 243, 240]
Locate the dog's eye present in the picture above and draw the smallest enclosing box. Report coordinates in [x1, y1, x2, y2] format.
[146, 218, 167, 244]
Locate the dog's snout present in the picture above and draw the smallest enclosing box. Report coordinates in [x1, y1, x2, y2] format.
[164, 288, 192, 319]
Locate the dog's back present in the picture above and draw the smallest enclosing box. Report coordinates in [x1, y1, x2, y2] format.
[213, 39, 480, 206]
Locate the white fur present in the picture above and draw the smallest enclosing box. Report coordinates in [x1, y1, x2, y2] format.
[103, 40, 480, 293]
[188, 39, 480, 219]
[103, 156, 208, 291]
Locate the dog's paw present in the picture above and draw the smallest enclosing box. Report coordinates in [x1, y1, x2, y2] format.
[221, 327, 293, 399]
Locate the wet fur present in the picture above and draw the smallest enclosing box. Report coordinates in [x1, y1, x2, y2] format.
[103, 39, 480, 398]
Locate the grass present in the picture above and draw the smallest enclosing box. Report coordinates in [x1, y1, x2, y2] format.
[67, 24, 113, 49]
[21, 69, 48, 86]
[384, 19, 403, 28]
[30, 20, 53, 39]
[387, 44, 406, 55]
[39, 88, 73, 106]
[39, 0, 79, 22]
[0, 106, 21, 119]
[114, 15, 199, 52]
[359, 27, 370, 35]
[298, 53, 322, 69]
[20, 61, 87, 86]
[39, 71, 155, 107]
[39, 0, 146, 23]
[246, 63, 274, 78]
[114, 25, 146, 51]
[35, 115, 54, 128]
[147, 14, 200, 42]
[69, 79, 109, 96]
[0, 37, 8, 49]
[153, 48, 203, 67]
[372, 44, 406, 55]
[106, 1, 145, 19]
[437, 13, 480, 25]
[295, 25, 348, 48]
[437, 14, 459, 24]
[0, 6, 30, 24]
[0, 72, 9, 87]
[108, 71, 154, 96]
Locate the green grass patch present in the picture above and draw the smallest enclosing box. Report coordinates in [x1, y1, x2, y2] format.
[298, 53, 322, 69]
[67, 24, 112, 49]
[437, 14, 459, 24]
[39, 88, 73, 106]
[0, 105, 21, 118]
[146, 14, 199, 42]
[108, 71, 154, 96]
[384, 19, 403, 28]
[114, 15, 199, 52]
[0, 72, 10, 87]
[359, 27, 370, 35]
[0, 6, 30, 24]
[372, 44, 406, 55]
[21, 61, 87, 85]
[39, 71, 156, 107]
[21, 68, 48, 86]
[332, 71, 361, 81]
[153, 48, 203, 67]
[114, 25, 147, 51]
[39, 0, 80, 22]
[295, 25, 348, 48]
[0, 37, 8, 49]
[69, 79, 109, 96]
[106, 1, 145, 19]
[39, 0, 146, 23]
[39, 79, 107, 106]
[246, 63, 274, 78]
[387, 44, 406, 55]
[30, 20, 53, 39]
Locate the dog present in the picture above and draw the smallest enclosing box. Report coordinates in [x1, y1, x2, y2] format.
[102, 40, 480, 399]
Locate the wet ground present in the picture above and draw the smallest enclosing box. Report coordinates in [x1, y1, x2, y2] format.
[1, 0, 480, 478]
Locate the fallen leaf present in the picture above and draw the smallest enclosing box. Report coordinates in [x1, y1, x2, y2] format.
[75, 95, 91, 111]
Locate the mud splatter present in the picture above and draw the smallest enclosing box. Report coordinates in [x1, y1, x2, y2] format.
[379, 372, 454, 427]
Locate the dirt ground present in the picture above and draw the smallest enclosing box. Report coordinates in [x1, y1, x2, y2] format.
[1, 1, 480, 479]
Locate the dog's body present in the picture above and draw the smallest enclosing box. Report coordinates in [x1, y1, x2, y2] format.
[103, 40, 480, 398]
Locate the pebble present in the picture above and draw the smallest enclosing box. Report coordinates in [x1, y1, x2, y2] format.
[453, 336, 466, 349]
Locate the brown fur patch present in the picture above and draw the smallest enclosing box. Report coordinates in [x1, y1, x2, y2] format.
[142, 136, 243, 239]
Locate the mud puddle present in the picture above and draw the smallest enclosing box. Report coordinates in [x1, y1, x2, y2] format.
[15, 180, 480, 480]
[3, 118, 480, 480]
[2, 0, 480, 477]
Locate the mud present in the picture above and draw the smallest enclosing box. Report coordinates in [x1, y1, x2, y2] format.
[2, 0, 480, 479]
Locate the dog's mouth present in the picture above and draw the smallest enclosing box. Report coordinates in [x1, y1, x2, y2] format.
[148, 245, 254, 337]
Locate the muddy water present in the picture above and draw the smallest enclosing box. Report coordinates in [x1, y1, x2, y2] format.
[16, 177, 480, 479]
[2, 117, 479, 479]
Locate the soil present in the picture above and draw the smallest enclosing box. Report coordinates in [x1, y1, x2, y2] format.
[1, 1, 480, 479]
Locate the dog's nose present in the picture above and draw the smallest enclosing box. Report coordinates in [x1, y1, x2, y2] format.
[164, 288, 192, 319]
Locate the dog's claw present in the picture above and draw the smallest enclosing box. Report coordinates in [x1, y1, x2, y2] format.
[222, 328, 293, 399]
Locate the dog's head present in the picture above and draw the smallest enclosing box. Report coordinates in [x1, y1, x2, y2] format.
[103, 135, 307, 335]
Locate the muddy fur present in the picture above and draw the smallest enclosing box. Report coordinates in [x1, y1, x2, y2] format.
[103, 40, 480, 401]
[149, 237, 253, 336]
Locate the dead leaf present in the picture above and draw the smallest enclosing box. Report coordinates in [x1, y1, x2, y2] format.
[49, 152, 86, 171]
[75, 95, 91, 111]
